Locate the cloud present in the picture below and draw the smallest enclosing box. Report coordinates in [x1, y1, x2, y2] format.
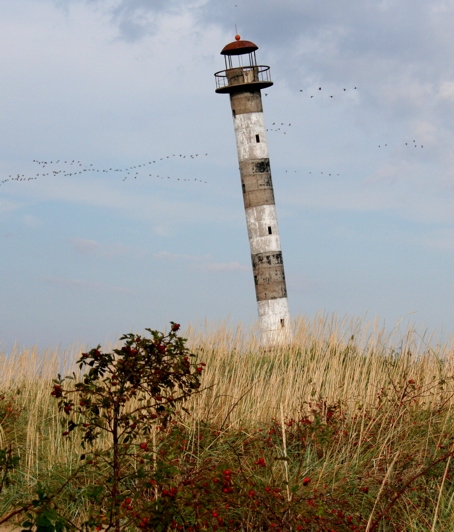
[23, 214, 41, 228]
[0, 198, 23, 214]
[197, 261, 249, 273]
[71, 237, 141, 258]
[153, 251, 248, 273]
[108, 0, 178, 42]
[7, 173, 233, 233]
[438, 81, 454, 103]
[53, 0, 212, 46]
[153, 251, 207, 262]
[43, 275, 133, 294]
[282, 167, 454, 225]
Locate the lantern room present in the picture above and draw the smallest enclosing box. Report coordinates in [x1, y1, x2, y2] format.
[214, 35, 273, 94]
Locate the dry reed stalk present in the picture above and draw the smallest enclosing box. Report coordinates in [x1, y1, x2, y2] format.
[184, 315, 454, 428]
[365, 451, 401, 532]
[432, 445, 453, 532]
[279, 404, 290, 502]
[1, 313, 454, 500]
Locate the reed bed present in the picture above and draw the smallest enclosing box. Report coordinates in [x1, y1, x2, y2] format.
[185, 314, 454, 426]
[1, 313, 454, 531]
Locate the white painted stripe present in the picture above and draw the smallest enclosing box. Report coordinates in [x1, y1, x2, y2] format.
[257, 297, 292, 345]
[233, 112, 268, 162]
[229, 101, 292, 346]
[245, 205, 281, 254]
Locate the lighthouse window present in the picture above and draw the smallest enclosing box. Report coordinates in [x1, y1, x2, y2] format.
[232, 109, 236, 117]
[255, 134, 260, 143]
[268, 226, 272, 234]
[280, 319, 285, 328]
[242, 183, 246, 193]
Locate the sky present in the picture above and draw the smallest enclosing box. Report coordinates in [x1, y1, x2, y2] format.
[1, 0, 454, 352]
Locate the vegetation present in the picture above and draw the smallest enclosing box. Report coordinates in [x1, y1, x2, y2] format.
[1, 314, 454, 531]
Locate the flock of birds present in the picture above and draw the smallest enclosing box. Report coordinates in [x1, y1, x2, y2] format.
[264, 86, 358, 136]
[276, 138, 426, 177]
[0, 153, 209, 187]
[378, 140, 424, 148]
[264, 86, 358, 98]
[267, 122, 292, 134]
[285, 169, 341, 176]
[1, 87, 429, 189]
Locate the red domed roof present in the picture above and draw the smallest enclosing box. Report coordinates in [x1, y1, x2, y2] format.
[221, 39, 258, 56]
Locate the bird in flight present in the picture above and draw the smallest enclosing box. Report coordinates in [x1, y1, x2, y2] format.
[1, 153, 210, 187]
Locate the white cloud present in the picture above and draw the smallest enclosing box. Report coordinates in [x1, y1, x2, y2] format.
[5, 173, 233, 233]
[43, 275, 133, 294]
[0, 198, 23, 214]
[71, 237, 141, 258]
[197, 261, 249, 272]
[23, 214, 41, 228]
[438, 81, 454, 102]
[153, 250, 248, 273]
[153, 251, 207, 262]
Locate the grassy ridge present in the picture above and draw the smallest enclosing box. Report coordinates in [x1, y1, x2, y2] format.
[1, 314, 454, 530]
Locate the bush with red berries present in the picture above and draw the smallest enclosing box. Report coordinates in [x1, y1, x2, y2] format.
[0, 392, 21, 496]
[3, 335, 454, 532]
[47, 323, 204, 531]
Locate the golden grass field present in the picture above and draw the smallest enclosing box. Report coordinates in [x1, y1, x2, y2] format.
[1, 313, 454, 530]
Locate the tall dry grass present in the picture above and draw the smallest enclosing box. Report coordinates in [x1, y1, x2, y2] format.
[185, 313, 454, 425]
[2, 313, 454, 530]
[1, 314, 454, 475]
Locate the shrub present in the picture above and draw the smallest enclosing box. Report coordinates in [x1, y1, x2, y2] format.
[25, 323, 204, 532]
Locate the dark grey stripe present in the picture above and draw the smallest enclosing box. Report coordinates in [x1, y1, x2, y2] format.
[240, 158, 275, 208]
[252, 252, 287, 301]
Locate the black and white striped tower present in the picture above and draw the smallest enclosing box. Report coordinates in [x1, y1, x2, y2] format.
[215, 35, 291, 346]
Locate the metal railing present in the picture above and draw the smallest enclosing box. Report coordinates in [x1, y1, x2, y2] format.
[214, 65, 272, 90]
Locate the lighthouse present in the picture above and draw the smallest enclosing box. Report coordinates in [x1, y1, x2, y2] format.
[215, 35, 291, 346]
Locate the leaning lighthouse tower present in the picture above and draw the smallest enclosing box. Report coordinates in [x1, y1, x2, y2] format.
[215, 35, 291, 345]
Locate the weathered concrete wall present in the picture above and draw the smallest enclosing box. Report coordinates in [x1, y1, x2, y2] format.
[240, 159, 275, 208]
[230, 91, 263, 115]
[258, 298, 292, 345]
[229, 87, 291, 345]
